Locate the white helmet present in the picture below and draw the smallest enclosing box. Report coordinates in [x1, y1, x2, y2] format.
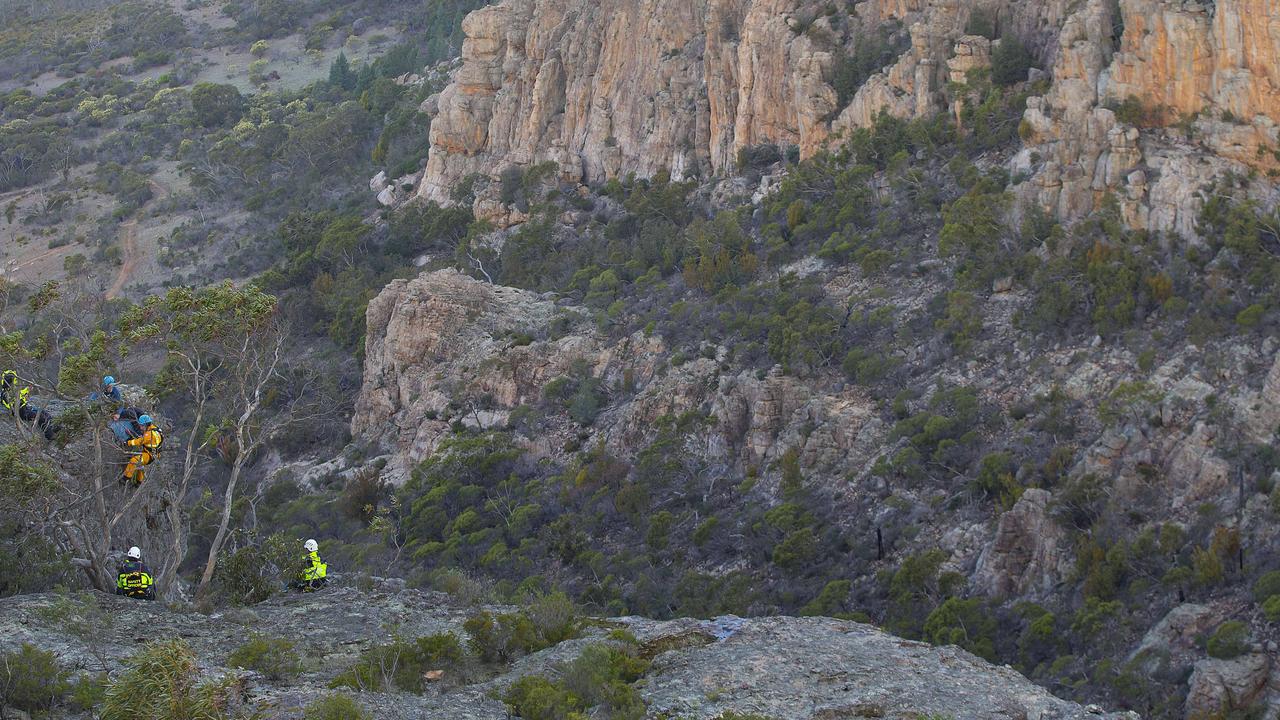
[304, 539, 318, 553]
[127, 546, 141, 559]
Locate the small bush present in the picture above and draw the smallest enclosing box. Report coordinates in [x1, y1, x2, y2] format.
[226, 635, 301, 682]
[464, 611, 540, 664]
[0, 643, 68, 713]
[464, 595, 579, 664]
[504, 676, 579, 720]
[923, 597, 998, 660]
[331, 633, 464, 692]
[1254, 571, 1280, 603]
[991, 37, 1034, 85]
[1206, 621, 1250, 659]
[101, 640, 251, 720]
[523, 590, 579, 645]
[504, 643, 649, 720]
[303, 693, 372, 720]
[1263, 595, 1280, 623]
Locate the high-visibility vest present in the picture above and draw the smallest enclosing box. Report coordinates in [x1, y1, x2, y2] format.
[301, 552, 327, 581]
[117, 561, 154, 597]
[1, 386, 28, 412]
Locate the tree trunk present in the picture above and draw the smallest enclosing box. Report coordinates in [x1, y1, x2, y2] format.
[195, 455, 247, 601]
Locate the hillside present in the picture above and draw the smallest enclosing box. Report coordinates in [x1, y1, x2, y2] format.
[1, 0, 1279, 719]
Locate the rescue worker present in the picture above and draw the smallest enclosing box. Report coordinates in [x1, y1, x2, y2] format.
[115, 546, 155, 600]
[98, 376, 123, 404]
[1, 370, 29, 416]
[290, 539, 328, 592]
[121, 414, 163, 486]
[2, 370, 58, 440]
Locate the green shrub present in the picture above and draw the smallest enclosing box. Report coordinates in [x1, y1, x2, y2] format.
[923, 597, 997, 660]
[972, 452, 1022, 509]
[101, 640, 250, 720]
[1236, 303, 1265, 327]
[465, 607, 567, 664]
[1263, 595, 1280, 623]
[504, 675, 580, 720]
[1254, 571, 1280, 602]
[331, 633, 465, 692]
[560, 644, 648, 717]
[212, 532, 298, 605]
[1206, 621, 1250, 659]
[964, 9, 996, 38]
[991, 37, 1034, 85]
[772, 527, 818, 571]
[67, 674, 107, 712]
[692, 516, 719, 546]
[523, 590, 580, 645]
[226, 635, 301, 682]
[0, 643, 68, 713]
[799, 580, 852, 617]
[1070, 597, 1122, 639]
[303, 693, 372, 720]
[504, 643, 649, 720]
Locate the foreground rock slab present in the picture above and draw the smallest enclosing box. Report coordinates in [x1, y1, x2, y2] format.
[0, 586, 1133, 719]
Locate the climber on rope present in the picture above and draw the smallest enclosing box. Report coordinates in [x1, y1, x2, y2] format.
[2, 370, 59, 441]
[120, 414, 163, 486]
[289, 538, 328, 592]
[115, 546, 156, 600]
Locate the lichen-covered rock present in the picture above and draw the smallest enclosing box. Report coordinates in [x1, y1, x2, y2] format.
[0, 589, 1135, 720]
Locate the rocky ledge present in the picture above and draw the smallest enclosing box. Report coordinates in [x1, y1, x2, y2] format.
[0, 584, 1134, 719]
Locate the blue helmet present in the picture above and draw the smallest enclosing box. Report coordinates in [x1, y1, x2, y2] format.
[103, 375, 116, 386]
[138, 414, 153, 425]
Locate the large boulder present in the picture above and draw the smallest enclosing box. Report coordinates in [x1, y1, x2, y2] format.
[1185, 653, 1272, 717]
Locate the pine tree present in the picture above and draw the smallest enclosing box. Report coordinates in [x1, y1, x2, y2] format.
[328, 52, 354, 91]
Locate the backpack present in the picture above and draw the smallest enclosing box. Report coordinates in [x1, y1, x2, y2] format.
[144, 427, 164, 453]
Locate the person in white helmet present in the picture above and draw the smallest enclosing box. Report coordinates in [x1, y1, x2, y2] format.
[115, 546, 155, 600]
[290, 538, 328, 592]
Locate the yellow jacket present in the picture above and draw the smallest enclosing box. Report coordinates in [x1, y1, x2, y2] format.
[126, 427, 163, 453]
[301, 551, 327, 581]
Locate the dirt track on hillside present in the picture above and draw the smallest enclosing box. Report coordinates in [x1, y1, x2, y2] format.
[105, 179, 168, 300]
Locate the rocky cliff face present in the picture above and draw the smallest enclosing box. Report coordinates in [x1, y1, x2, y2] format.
[355, 269, 883, 485]
[416, 0, 843, 205]
[0, 586, 1138, 719]
[416, 0, 1280, 234]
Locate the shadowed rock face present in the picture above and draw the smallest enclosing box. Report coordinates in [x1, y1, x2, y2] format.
[0, 586, 1134, 719]
[417, 0, 1280, 234]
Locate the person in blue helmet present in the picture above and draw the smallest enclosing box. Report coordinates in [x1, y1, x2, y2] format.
[121, 414, 163, 486]
[100, 376, 123, 403]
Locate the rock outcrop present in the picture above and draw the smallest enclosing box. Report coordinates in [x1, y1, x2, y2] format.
[416, 0, 1280, 235]
[1185, 653, 1274, 717]
[0, 587, 1136, 720]
[354, 269, 883, 484]
[1014, 0, 1280, 236]
[972, 488, 1072, 599]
